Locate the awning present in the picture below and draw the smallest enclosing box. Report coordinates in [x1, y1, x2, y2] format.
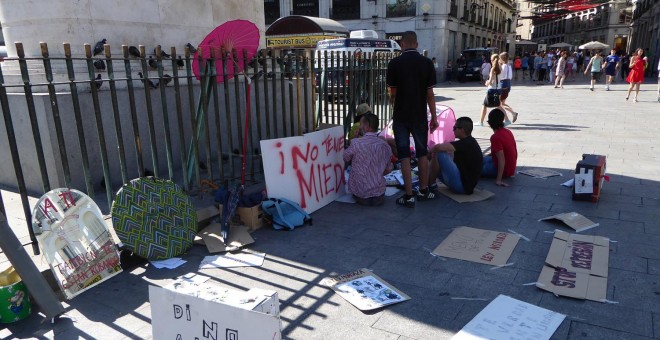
[265, 16, 349, 49]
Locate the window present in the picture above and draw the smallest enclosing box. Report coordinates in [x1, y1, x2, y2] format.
[264, 0, 280, 25]
[292, 0, 319, 17]
[387, 0, 417, 18]
[332, 0, 360, 20]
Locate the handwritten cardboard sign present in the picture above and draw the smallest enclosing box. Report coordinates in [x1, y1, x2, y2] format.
[452, 295, 565, 340]
[260, 126, 346, 213]
[539, 212, 599, 232]
[537, 230, 609, 302]
[31, 188, 122, 299]
[432, 227, 520, 266]
[149, 285, 281, 340]
[321, 268, 410, 311]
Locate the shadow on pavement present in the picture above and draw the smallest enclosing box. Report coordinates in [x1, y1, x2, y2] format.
[510, 123, 587, 132]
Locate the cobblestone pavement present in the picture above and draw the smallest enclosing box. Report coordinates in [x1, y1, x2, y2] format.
[2, 76, 659, 339]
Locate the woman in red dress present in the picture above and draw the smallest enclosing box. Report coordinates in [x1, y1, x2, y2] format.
[626, 48, 648, 102]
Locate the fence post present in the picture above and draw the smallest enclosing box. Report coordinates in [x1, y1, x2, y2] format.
[138, 45, 161, 179]
[104, 44, 129, 185]
[155, 45, 175, 180]
[121, 45, 145, 179]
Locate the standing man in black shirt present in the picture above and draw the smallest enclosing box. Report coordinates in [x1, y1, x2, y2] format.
[428, 117, 483, 195]
[386, 31, 438, 208]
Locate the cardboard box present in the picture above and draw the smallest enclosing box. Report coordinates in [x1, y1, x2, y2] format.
[573, 154, 606, 202]
[150, 283, 281, 339]
[219, 204, 265, 232]
[196, 205, 220, 230]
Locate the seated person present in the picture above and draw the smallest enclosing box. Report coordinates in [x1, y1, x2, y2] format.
[349, 103, 372, 141]
[427, 117, 483, 194]
[482, 108, 518, 187]
[343, 113, 394, 206]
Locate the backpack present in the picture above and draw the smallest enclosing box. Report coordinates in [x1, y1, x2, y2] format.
[261, 198, 312, 230]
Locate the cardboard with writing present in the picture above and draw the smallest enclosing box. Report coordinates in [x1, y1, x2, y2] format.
[31, 188, 122, 299]
[260, 126, 346, 213]
[539, 212, 599, 232]
[195, 224, 254, 253]
[432, 227, 520, 266]
[438, 185, 495, 203]
[537, 230, 610, 302]
[150, 285, 281, 340]
[452, 294, 565, 340]
[573, 154, 606, 202]
[321, 268, 410, 311]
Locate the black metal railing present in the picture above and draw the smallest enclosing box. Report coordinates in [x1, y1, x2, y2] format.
[0, 42, 395, 254]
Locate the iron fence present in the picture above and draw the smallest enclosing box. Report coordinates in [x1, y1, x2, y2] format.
[0, 42, 395, 254]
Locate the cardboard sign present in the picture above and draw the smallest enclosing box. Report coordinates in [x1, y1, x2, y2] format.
[574, 168, 594, 194]
[260, 126, 346, 213]
[321, 268, 410, 311]
[195, 224, 254, 253]
[31, 188, 122, 299]
[537, 230, 609, 302]
[452, 295, 565, 340]
[518, 168, 562, 179]
[432, 227, 520, 266]
[438, 186, 495, 203]
[149, 285, 281, 340]
[539, 212, 599, 232]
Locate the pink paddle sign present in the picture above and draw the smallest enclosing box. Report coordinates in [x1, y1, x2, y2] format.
[379, 104, 456, 150]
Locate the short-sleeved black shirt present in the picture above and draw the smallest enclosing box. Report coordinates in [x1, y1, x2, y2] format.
[387, 49, 437, 125]
[450, 136, 483, 194]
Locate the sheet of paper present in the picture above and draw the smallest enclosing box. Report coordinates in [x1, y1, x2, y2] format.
[199, 252, 266, 269]
[150, 257, 187, 269]
[321, 268, 410, 311]
[561, 178, 575, 187]
[452, 295, 565, 340]
[385, 187, 400, 197]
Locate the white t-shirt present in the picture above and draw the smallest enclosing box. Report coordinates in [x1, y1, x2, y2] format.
[500, 63, 513, 80]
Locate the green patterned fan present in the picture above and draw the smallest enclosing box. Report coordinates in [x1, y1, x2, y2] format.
[111, 177, 197, 260]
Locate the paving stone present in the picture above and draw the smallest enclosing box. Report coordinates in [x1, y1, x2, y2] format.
[368, 259, 453, 291]
[649, 259, 660, 276]
[351, 228, 428, 250]
[653, 313, 660, 340]
[567, 320, 655, 339]
[371, 308, 461, 340]
[607, 268, 660, 314]
[609, 254, 648, 274]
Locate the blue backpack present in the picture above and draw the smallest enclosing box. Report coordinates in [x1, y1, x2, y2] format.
[261, 198, 312, 230]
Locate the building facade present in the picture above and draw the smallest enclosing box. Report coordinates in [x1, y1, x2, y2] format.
[528, 0, 632, 53]
[264, 0, 516, 80]
[630, 0, 659, 74]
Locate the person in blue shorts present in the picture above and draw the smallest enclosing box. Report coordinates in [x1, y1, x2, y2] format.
[603, 49, 620, 91]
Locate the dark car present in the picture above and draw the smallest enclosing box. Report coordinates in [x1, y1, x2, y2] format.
[457, 48, 498, 82]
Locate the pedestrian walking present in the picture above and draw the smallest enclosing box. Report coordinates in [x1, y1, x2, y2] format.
[547, 52, 555, 83]
[521, 54, 529, 80]
[583, 53, 592, 78]
[536, 52, 547, 85]
[625, 48, 647, 102]
[514, 56, 522, 81]
[479, 54, 502, 126]
[566, 52, 575, 81]
[603, 49, 621, 91]
[497, 52, 517, 123]
[584, 51, 603, 91]
[621, 53, 630, 81]
[554, 51, 567, 88]
[386, 31, 438, 208]
[481, 57, 491, 82]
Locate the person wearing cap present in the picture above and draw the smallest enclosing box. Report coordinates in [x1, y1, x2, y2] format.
[426, 117, 483, 195]
[482, 108, 517, 187]
[343, 113, 393, 206]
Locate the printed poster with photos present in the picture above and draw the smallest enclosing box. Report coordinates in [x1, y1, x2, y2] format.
[387, 0, 417, 18]
[31, 188, 122, 299]
[321, 268, 410, 311]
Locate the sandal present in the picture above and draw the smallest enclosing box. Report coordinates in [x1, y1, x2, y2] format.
[396, 194, 415, 208]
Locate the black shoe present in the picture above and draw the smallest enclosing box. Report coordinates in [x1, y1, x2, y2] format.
[416, 188, 437, 201]
[396, 194, 415, 208]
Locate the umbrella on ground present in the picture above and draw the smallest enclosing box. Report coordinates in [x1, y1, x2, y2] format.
[579, 41, 609, 50]
[549, 42, 573, 49]
[191, 20, 260, 244]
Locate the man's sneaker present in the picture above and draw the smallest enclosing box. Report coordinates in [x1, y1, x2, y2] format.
[416, 188, 437, 201]
[606, 86, 610, 91]
[396, 194, 415, 208]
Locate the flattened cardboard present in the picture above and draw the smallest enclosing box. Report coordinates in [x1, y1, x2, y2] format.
[438, 185, 494, 203]
[199, 252, 266, 269]
[452, 294, 565, 340]
[196, 205, 220, 229]
[321, 268, 410, 311]
[537, 266, 608, 302]
[539, 212, 599, 232]
[196, 223, 254, 253]
[537, 230, 610, 302]
[518, 168, 562, 179]
[544, 230, 609, 277]
[432, 227, 520, 266]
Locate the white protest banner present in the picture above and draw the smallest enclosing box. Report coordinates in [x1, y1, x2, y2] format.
[452, 295, 565, 340]
[31, 188, 122, 299]
[149, 285, 282, 340]
[260, 126, 345, 213]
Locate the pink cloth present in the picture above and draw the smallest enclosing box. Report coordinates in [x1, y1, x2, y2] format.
[343, 133, 393, 199]
[379, 104, 456, 149]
